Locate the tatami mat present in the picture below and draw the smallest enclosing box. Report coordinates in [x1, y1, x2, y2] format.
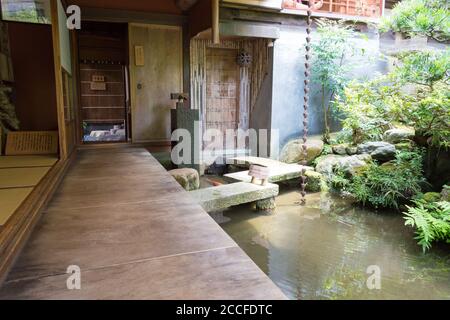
[0, 167, 51, 189]
[0, 188, 33, 225]
[0, 155, 58, 169]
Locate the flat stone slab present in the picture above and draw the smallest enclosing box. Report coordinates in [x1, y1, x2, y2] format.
[224, 157, 313, 183]
[190, 182, 279, 212]
[227, 156, 291, 168]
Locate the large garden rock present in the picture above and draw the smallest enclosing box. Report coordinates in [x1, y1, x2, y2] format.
[357, 142, 396, 162]
[305, 171, 327, 192]
[441, 185, 449, 202]
[384, 128, 415, 144]
[169, 168, 200, 191]
[332, 144, 348, 156]
[315, 154, 371, 177]
[280, 139, 324, 164]
[422, 192, 442, 203]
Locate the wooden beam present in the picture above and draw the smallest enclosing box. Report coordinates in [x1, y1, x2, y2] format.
[50, 0, 68, 160]
[212, 0, 220, 44]
[175, 0, 200, 11]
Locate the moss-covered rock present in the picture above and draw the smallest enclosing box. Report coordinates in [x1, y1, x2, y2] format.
[384, 127, 415, 144]
[169, 168, 200, 191]
[441, 185, 450, 201]
[394, 142, 414, 151]
[305, 170, 328, 192]
[280, 138, 324, 164]
[332, 144, 349, 155]
[422, 192, 442, 203]
[315, 154, 372, 177]
[346, 146, 358, 155]
[254, 197, 276, 213]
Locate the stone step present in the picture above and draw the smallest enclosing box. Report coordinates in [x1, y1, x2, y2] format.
[225, 156, 313, 183]
[189, 182, 279, 212]
[227, 156, 291, 168]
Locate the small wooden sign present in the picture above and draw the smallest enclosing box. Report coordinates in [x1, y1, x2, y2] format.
[5, 131, 59, 155]
[92, 75, 105, 82]
[90, 82, 107, 91]
[135, 46, 145, 66]
[249, 165, 270, 186]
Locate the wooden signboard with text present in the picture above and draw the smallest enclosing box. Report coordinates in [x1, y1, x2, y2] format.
[5, 131, 59, 155]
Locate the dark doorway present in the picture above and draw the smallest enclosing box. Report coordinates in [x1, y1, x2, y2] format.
[77, 21, 130, 143]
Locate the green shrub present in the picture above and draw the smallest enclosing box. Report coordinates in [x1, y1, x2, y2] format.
[349, 149, 426, 209]
[310, 19, 368, 142]
[404, 200, 450, 252]
[380, 0, 450, 42]
[337, 50, 450, 149]
[392, 51, 450, 149]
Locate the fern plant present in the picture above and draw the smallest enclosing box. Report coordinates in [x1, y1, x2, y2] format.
[350, 149, 426, 209]
[404, 200, 450, 252]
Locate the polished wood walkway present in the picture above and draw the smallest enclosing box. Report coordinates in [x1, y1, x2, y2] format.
[0, 148, 285, 300]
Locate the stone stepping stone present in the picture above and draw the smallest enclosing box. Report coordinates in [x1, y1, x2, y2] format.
[189, 182, 279, 212]
[225, 156, 313, 183]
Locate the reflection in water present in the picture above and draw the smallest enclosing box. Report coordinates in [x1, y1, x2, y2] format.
[219, 189, 450, 300]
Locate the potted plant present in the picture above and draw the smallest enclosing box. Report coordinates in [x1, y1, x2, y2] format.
[380, 0, 449, 52]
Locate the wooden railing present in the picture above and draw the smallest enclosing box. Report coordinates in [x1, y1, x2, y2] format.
[283, 0, 385, 18]
[320, 0, 383, 17]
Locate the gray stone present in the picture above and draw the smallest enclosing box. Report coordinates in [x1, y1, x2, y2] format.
[357, 142, 396, 162]
[315, 154, 372, 177]
[332, 144, 348, 156]
[254, 197, 276, 213]
[305, 170, 327, 192]
[384, 128, 415, 144]
[169, 168, 200, 191]
[189, 182, 279, 212]
[280, 139, 324, 164]
[224, 163, 313, 184]
[346, 146, 358, 155]
[441, 185, 449, 202]
[395, 142, 414, 151]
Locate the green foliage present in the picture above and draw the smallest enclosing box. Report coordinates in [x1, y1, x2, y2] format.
[0, 86, 19, 133]
[310, 19, 367, 142]
[404, 200, 450, 252]
[392, 50, 450, 148]
[329, 168, 352, 192]
[336, 77, 404, 144]
[337, 50, 450, 148]
[3, 8, 50, 24]
[349, 149, 426, 209]
[380, 0, 450, 42]
[394, 50, 450, 87]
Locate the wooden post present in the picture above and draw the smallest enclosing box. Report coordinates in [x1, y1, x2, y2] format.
[50, 0, 68, 160]
[212, 0, 220, 44]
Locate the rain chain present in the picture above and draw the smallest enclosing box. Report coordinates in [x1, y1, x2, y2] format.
[300, 0, 312, 205]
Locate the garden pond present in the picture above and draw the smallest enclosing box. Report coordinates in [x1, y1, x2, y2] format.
[215, 187, 450, 300]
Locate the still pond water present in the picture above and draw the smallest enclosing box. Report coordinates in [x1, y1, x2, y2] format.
[217, 188, 450, 300]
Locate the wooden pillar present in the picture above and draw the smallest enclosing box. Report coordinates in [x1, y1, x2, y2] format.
[212, 0, 220, 44]
[50, 0, 68, 160]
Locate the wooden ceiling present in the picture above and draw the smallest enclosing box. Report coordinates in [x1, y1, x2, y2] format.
[69, 0, 184, 15]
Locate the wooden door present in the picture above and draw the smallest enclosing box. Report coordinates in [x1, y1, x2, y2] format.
[129, 24, 183, 143]
[205, 48, 240, 149]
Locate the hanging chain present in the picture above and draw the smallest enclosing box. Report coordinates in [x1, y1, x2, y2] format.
[300, 0, 312, 205]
